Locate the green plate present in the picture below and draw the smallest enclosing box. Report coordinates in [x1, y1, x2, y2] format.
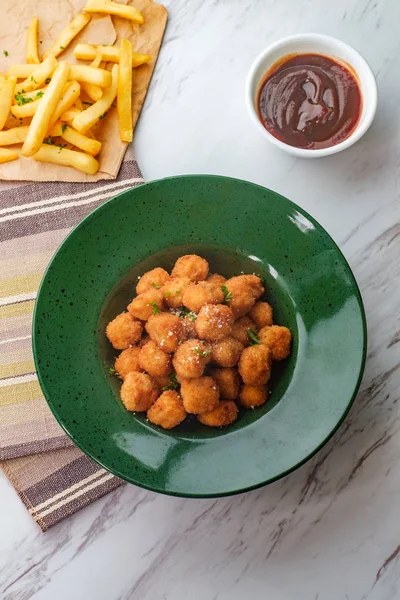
[33, 175, 366, 497]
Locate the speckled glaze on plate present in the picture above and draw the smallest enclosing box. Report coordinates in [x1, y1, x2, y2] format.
[33, 175, 366, 497]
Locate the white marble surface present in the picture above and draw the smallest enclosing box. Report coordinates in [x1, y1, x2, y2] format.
[1, 0, 400, 598]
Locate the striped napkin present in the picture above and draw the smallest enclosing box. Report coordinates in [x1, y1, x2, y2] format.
[0, 146, 145, 529]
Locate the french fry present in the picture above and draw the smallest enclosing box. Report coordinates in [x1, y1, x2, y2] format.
[22, 61, 70, 157]
[80, 81, 103, 102]
[74, 97, 83, 111]
[0, 148, 19, 163]
[42, 13, 91, 60]
[118, 39, 133, 142]
[33, 144, 99, 175]
[73, 64, 118, 134]
[15, 54, 57, 94]
[84, 0, 144, 24]
[6, 64, 36, 78]
[0, 74, 5, 84]
[26, 17, 40, 64]
[90, 50, 103, 69]
[60, 106, 81, 123]
[74, 43, 151, 67]
[48, 80, 81, 128]
[69, 65, 112, 88]
[14, 88, 46, 104]
[0, 76, 17, 130]
[11, 98, 41, 118]
[50, 121, 102, 156]
[0, 126, 30, 145]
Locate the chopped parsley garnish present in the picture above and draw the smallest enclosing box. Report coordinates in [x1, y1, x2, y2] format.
[3, 50, 8, 57]
[57, 144, 67, 153]
[150, 301, 160, 315]
[221, 285, 232, 303]
[14, 93, 33, 106]
[194, 347, 211, 357]
[164, 291, 171, 298]
[60, 46, 65, 50]
[174, 289, 181, 294]
[30, 75, 38, 83]
[45, 77, 51, 84]
[61, 123, 68, 133]
[99, 111, 108, 119]
[247, 329, 261, 345]
[35, 90, 44, 99]
[162, 371, 180, 391]
[179, 307, 196, 321]
[108, 366, 116, 375]
[44, 136, 54, 145]
[151, 282, 160, 289]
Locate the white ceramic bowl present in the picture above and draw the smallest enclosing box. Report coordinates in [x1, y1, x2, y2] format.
[245, 33, 378, 157]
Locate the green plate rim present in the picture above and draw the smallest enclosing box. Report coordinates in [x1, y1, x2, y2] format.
[32, 174, 367, 497]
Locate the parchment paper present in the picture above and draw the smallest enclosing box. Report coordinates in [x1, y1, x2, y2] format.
[0, 0, 167, 182]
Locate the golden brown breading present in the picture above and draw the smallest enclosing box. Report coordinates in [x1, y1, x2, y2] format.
[106, 312, 143, 350]
[147, 390, 186, 429]
[195, 304, 234, 341]
[181, 376, 219, 414]
[120, 371, 158, 411]
[238, 344, 272, 385]
[259, 325, 292, 360]
[172, 339, 212, 379]
[210, 367, 241, 400]
[231, 316, 256, 347]
[171, 254, 209, 282]
[224, 274, 264, 318]
[182, 281, 224, 313]
[136, 267, 170, 295]
[239, 384, 268, 408]
[211, 336, 244, 367]
[198, 400, 238, 427]
[249, 301, 273, 329]
[114, 346, 142, 379]
[127, 288, 164, 321]
[146, 312, 185, 353]
[139, 340, 172, 377]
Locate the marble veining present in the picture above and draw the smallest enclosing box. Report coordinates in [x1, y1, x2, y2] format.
[1, 0, 400, 598]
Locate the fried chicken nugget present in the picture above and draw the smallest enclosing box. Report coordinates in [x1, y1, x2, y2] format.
[114, 346, 142, 379]
[139, 340, 172, 377]
[171, 254, 209, 282]
[147, 390, 186, 429]
[239, 384, 268, 408]
[146, 313, 185, 353]
[207, 273, 226, 285]
[120, 371, 159, 411]
[211, 336, 243, 367]
[136, 267, 170, 295]
[249, 301, 273, 329]
[238, 344, 272, 385]
[224, 275, 264, 318]
[172, 339, 212, 379]
[231, 316, 256, 347]
[162, 276, 191, 308]
[127, 288, 164, 321]
[210, 367, 241, 400]
[182, 281, 224, 313]
[259, 325, 292, 360]
[195, 304, 234, 341]
[198, 400, 238, 427]
[106, 312, 143, 350]
[181, 376, 219, 414]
